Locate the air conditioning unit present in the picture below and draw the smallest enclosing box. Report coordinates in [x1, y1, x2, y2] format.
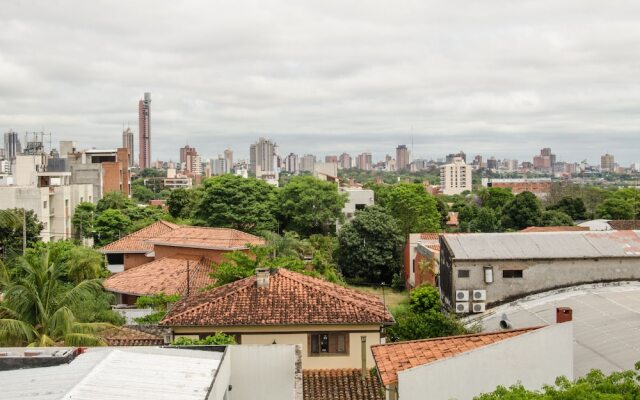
[472, 290, 487, 301]
[455, 302, 469, 313]
[472, 303, 486, 313]
[455, 290, 469, 301]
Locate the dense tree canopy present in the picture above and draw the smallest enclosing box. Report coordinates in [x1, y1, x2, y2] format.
[195, 175, 278, 234]
[541, 210, 574, 227]
[167, 187, 202, 219]
[0, 209, 43, 258]
[72, 202, 96, 240]
[277, 176, 347, 236]
[94, 209, 132, 246]
[501, 192, 543, 231]
[597, 198, 635, 220]
[478, 187, 515, 210]
[336, 206, 404, 284]
[547, 196, 587, 220]
[385, 183, 440, 237]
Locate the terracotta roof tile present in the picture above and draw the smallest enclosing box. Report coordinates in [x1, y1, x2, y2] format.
[607, 220, 640, 230]
[419, 233, 440, 241]
[371, 327, 542, 386]
[148, 226, 265, 250]
[520, 226, 590, 232]
[303, 369, 384, 400]
[160, 269, 394, 327]
[103, 255, 214, 297]
[100, 221, 179, 253]
[100, 327, 164, 346]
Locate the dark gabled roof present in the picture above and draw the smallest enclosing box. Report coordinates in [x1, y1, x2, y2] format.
[160, 269, 394, 327]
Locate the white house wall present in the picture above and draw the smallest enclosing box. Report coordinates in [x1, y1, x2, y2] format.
[397, 323, 573, 400]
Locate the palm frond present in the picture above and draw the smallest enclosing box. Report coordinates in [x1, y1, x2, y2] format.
[48, 306, 76, 339]
[0, 318, 36, 346]
[64, 333, 106, 347]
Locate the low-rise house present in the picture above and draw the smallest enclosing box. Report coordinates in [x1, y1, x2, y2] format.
[160, 268, 394, 369]
[303, 369, 384, 400]
[372, 314, 573, 400]
[578, 219, 640, 231]
[403, 233, 439, 290]
[100, 220, 179, 272]
[439, 230, 640, 312]
[103, 255, 214, 304]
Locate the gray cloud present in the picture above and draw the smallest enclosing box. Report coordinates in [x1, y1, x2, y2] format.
[0, 0, 639, 165]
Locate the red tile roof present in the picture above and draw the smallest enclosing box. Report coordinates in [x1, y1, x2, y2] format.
[304, 369, 384, 400]
[520, 226, 590, 232]
[147, 226, 265, 250]
[371, 327, 542, 386]
[419, 233, 440, 241]
[102, 255, 214, 297]
[160, 269, 394, 327]
[100, 221, 179, 253]
[100, 327, 164, 346]
[607, 220, 640, 230]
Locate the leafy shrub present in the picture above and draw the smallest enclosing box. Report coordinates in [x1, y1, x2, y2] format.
[172, 332, 237, 346]
[133, 311, 166, 325]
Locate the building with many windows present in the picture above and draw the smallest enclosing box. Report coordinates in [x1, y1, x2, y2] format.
[138, 92, 152, 169]
[396, 145, 410, 170]
[439, 156, 471, 195]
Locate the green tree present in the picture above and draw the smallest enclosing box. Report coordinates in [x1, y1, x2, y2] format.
[0, 251, 111, 346]
[96, 191, 136, 212]
[409, 285, 442, 313]
[195, 175, 278, 234]
[474, 207, 501, 232]
[277, 176, 347, 236]
[541, 210, 574, 227]
[596, 198, 635, 220]
[94, 209, 132, 246]
[138, 168, 166, 178]
[172, 332, 237, 346]
[475, 363, 640, 399]
[547, 196, 587, 221]
[72, 202, 96, 240]
[22, 241, 106, 284]
[478, 188, 515, 210]
[132, 184, 155, 204]
[458, 205, 478, 232]
[387, 310, 467, 342]
[336, 206, 404, 284]
[610, 188, 640, 218]
[385, 183, 440, 237]
[0, 209, 43, 259]
[167, 188, 200, 219]
[501, 192, 543, 231]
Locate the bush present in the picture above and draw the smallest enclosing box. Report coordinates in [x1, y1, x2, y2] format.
[409, 285, 441, 314]
[391, 273, 405, 292]
[133, 311, 166, 325]
[172, 332, 237, 346]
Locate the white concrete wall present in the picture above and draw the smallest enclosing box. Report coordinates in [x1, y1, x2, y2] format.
[397, 323, 573, 400]
[208, 349, 231, 400]
[0, 186, 50, 242]
[228, 345, 301, 400]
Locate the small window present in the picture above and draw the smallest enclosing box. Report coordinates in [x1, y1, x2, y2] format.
[457, 269, 470, 278]
[309, 333, 348, 355]
[412, 259, 416, 273]
[503, 270, 523, 278]
[355, 204, 366, 210]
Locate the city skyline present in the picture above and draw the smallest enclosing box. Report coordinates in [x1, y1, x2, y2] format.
[1, 1, 639, 165]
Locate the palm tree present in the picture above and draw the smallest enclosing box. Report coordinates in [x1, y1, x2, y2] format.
[0, 250, 111, 347]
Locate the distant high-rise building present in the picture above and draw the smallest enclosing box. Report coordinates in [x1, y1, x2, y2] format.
[211, 156, 227, 176]
[486, 156, 498, 170]
[440, 157, 472, 195]
[122, 127, 134, 166]
[3, 130, 21, 160]
[138, 92, 152, 169]
[601, 154, 615, 172]
[179, 145, 201, 175]
[325, 155, 338, 163]
[300, 154, 316, 172]
[396, 145, 410, 170]
[339, 153, 352, 169]
[472, 155, 483, 169]
[285, 153, 299, 173]
[224, 149, 233, 173]
[356, 153, 372, 171]
[249, 137, 277, 175]
[533, 148, 555, 171]
[446, 151, 466, 164]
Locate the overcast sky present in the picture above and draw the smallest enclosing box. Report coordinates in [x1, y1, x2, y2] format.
[1, 0, 639, 165]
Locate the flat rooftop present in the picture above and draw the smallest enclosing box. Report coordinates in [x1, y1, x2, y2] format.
[0, 347, 223, 400]
[477, 282, 640, 377]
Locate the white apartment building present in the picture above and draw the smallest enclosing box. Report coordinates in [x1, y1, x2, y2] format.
[0, 155, 94, 242]
[439, 156, 472, 195]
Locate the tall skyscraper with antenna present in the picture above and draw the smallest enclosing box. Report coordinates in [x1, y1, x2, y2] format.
[138, 92, 151, 169]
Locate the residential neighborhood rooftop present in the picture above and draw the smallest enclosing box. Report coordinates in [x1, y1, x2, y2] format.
[102, 255, 214, 297]
[147, 225, 265, 250]
[443, 230, 640, 260]
[160, 268, 394, 327]
[99, 327, 164, 347]
[0, 347, 222, 400]
[303, 369, 384, 400]
[99, 220, 179, 254]
[520, 225, 590, 232]
[371, 327, 542, 386]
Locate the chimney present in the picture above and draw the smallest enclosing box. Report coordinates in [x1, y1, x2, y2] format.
[256, 268, 270, 288]
[556, 307, 572, 323]
[361, 336, 367, 378]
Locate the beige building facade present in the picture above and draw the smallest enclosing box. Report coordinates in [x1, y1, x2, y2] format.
[440, 156, 472, 195]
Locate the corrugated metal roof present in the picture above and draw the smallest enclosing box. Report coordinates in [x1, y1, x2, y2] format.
[0, 347, 222, 400]
[443, 230, 640, 260]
